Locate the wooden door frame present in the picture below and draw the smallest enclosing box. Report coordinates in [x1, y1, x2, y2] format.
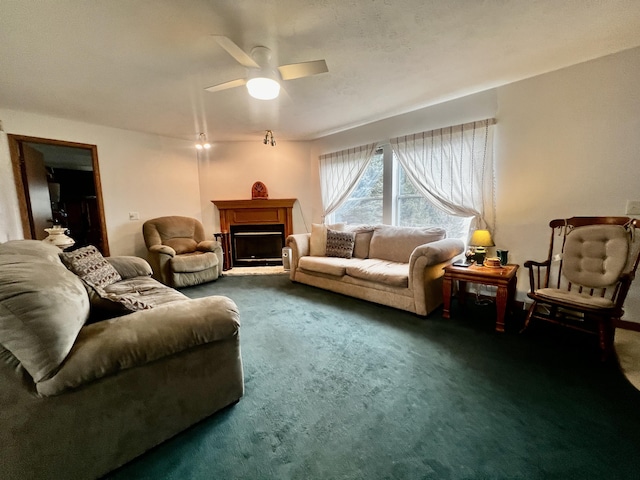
[8, 135, 110, 256]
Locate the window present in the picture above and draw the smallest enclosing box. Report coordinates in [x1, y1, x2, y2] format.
[329, 149, 384, 225]
[331, 144, 471, 239]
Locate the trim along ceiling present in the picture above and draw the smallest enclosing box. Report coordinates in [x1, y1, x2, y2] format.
[2, 1, 640, 142]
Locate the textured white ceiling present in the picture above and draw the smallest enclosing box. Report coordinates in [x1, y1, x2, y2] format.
[2, 0, 640, 142]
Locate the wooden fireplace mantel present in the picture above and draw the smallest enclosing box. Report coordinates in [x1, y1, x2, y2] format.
[212, 198, 296, 270]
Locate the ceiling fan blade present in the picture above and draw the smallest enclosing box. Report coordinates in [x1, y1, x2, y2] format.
[213, 35, 260, 69]
[278, 59, 328, 81]
[205, 78, 247, 93]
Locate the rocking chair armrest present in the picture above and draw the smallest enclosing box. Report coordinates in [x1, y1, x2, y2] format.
[614, 271, 636, 309]
[523, 259, 551, 291]
[523, 259, 550, 269]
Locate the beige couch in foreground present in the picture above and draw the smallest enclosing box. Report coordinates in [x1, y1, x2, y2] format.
[0, 240, 243, 480]
[287, 225, 465, 316]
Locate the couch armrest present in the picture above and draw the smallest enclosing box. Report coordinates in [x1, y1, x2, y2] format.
[149, 244, 175, 257]
[197, 241, 224, 277]
[286, 234, 310, 279]
[409, 238, 465, 315]
[409, 238, 465, 268]
[106, 256, 153, 279]
[36, 295, 240, 396]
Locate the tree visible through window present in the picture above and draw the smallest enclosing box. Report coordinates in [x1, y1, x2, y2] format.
[331, 150, 383, 225]
[331, 145, 471, 239]
[396, 166, 471, 239]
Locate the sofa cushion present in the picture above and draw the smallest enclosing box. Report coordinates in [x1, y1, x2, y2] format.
[345, 225, 375, 259]
[60, 245, 122, 289]
[170, 251, 218, 273]
[87, 276, 189, 321]
[369, 225, 446, 263]
[164, 238, 198, 255]
[299, 256, 359, 276]
[104, 277, 188, 306]
[534, 288, 615, 309]
[345, 259, 410, 288]
[0, 241, 90, 382]
[326, 229, 356, 259]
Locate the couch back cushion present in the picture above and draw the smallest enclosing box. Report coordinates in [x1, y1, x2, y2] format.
[345, 225, 375, 259]
[309, 223, 345, 256]
[164, 238, 198, 254]
[369, 225, 447, 263]
[0, 240, 89, 382]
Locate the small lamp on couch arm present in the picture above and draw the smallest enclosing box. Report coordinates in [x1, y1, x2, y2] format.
[469, 229, 494, 264]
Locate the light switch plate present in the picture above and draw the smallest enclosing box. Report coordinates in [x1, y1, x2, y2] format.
[129, 212, 140, 221]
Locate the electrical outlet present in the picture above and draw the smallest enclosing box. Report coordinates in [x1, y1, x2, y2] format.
[128, 212, 139, 221]
[625, 200, 640, 215]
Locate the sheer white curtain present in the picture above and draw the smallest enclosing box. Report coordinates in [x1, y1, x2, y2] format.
[390, 119, 496, 232]
[318, 143, 377, 221]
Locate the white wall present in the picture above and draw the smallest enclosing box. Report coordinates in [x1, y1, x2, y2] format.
[197, 140, 315, 236]
[495, 46, 640, 316]
[0, 109, 201, 258]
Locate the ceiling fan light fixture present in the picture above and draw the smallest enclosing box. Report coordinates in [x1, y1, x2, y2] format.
[247, 77, 280, 100]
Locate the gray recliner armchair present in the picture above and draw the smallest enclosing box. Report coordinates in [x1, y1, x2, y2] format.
[143, 216, 223, 288]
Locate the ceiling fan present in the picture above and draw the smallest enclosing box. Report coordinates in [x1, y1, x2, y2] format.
[205, 35, 328, 100]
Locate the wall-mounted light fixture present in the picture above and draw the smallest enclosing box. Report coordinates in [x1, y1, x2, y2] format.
[263, 130, 276, 146]
[195, 133, 211, 150]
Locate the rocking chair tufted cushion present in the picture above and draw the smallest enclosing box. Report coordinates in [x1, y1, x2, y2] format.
[562, 225, 629, 288]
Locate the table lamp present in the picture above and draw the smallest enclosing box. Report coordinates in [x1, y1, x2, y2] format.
[469, 229, 494, 264]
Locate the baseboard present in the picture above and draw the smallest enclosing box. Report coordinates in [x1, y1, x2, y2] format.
[615, 319, 640, 332]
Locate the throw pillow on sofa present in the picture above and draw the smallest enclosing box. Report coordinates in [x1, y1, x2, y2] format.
[60, 245, 122, 289]
[61, 246, 153, 316]
[325, 229, 356, 259]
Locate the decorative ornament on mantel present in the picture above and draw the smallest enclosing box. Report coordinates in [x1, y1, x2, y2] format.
[43, 226, 75, 250]
[251, 181, 269, 199]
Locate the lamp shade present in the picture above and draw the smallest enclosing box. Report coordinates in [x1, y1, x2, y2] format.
[469, 229, 495, 247]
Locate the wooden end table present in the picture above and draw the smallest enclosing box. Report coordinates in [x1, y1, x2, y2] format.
[442, 263, 519, 333]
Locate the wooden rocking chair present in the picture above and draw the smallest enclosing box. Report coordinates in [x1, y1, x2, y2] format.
[522, 216, 640, 361]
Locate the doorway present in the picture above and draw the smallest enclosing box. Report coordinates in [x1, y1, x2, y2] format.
[8, 135, 109, 255]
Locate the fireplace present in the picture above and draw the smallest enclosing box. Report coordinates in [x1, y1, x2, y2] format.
[212, 198, 296, 270]
[231, 224, 285, 267]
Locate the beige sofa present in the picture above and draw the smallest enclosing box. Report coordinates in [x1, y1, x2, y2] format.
[0, 240, 243, 480]
[286, 224, 465, 316]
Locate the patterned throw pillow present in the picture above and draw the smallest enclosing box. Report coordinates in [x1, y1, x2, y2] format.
[60, 245, 122, 289]
[325, 229, 356, 259]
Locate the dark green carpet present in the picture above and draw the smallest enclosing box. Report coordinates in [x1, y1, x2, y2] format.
[106, 275, 640, 480]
